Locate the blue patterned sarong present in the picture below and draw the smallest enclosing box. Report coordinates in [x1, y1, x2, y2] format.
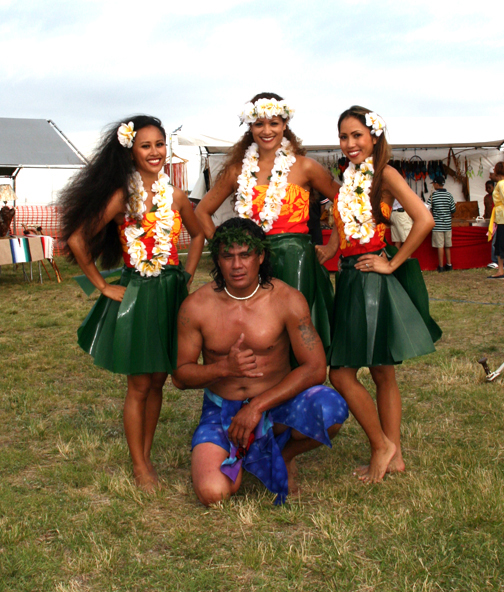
[191, 385, 349, 504]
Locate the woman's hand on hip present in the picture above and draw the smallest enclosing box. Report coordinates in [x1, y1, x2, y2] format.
[355, 252, 393, 275]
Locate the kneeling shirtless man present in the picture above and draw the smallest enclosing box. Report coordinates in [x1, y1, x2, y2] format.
[172, 218, 348, 505]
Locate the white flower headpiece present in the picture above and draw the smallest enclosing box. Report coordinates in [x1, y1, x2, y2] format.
[239, 98, 295, 125]
[365, 112, 386, 136]
[117, 121, 137, 148]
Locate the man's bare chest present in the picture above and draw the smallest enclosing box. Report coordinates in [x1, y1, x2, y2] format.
[202, 306, 286, 356]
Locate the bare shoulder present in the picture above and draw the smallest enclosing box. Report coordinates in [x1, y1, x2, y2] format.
[298, 155, 319, 173]
[183, 282, 216, 309]
[172, 187, 188, 210]
[179, 282, 216, 321]
[106, 188, 127, 223]
[269, 279, 310, 315]
[382, 165, 405, 188]
[219, 162, 241, 187]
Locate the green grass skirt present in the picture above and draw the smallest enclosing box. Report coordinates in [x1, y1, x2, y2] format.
[267, 233, 334, 353]
[77, 265, 189, 375]
[328, 253, 441, 368]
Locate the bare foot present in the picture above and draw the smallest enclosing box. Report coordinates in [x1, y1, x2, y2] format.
[134, 470, 159, 493]
[358, 439, 397, 484]
[354, 454, 406, 476]
[145, 458, 159, 481]
[386, 456, 405, 474]
[284, 458, 300, 495]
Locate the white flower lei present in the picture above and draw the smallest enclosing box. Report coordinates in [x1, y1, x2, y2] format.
[337, 157, 376, 244]
[124, 170, 175, 277]
[234, 137, 296, 233]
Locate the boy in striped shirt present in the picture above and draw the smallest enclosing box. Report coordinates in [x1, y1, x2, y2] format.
[427, 175, 456, 272]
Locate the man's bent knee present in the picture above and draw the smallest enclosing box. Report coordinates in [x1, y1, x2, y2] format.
[194, 482, 235, 506]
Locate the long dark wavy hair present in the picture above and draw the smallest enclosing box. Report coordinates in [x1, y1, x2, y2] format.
[338, 105, 392, 227]
[215, 92, 306, 184]
[210, 218, 273, 291]
[59, 115, 166, 269]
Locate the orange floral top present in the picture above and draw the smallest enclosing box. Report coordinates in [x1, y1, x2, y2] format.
[118, 210, 181, 268]
[250, 183, 309, 235]
[334, 201, 391, 257]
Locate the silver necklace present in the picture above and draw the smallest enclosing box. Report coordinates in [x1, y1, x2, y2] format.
[224, 282, 261, 301]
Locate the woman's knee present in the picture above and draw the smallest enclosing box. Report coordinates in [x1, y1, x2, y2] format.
[127, 375, 152, 400]
[329, 368, 357, 392]
[127, 372, 167, 398]
[150, 372, 168, 391]
[369, 365, 396, 387]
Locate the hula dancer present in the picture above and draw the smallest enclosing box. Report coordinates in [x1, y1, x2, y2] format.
[60, 116, 204, 490]
[327, 106, 441, 483]
[195, 93, 341, 355]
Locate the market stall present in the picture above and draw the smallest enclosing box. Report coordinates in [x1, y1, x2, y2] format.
[189, 135, 503, 270]
[0, 117, 86, 261]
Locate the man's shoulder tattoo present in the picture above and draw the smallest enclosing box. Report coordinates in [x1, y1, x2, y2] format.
[297, 314, 320, 351]
[179, 312, 191, 327]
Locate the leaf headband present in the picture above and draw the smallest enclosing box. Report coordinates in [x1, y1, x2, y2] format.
[209, 227, 268, 258]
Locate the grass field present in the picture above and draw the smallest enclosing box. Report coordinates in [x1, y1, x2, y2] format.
[0, 257, 503, 591]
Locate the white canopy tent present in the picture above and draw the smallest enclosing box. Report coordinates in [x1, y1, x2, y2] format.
[186, 133, 504, 226]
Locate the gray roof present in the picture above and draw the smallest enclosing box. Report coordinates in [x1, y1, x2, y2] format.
[0, 118, 86, 173]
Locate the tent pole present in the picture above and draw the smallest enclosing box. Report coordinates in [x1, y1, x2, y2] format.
[169, 125, 182, 185]
[11, 168, 21, 235]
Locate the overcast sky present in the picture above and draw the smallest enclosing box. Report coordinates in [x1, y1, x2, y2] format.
[2, 0, 502, 156]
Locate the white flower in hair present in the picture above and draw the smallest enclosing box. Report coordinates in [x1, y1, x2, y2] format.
[239, 102, 256, 124]
[238, 98, 295, 124]
[365, 112, 386, 136]
[117, 122, 137, 148]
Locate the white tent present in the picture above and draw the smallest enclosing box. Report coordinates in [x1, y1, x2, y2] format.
[188, 134, 504, 225]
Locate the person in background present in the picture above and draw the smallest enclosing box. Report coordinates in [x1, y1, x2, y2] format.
[59, 115, 204, 490]
[390, 198, 413, 249]
[488, 162, 504, 279]
[484, 180, 495, 219]
[484, 179, 498, 269]
[427, 175, 456, 272]
[307, 189, 331, 246]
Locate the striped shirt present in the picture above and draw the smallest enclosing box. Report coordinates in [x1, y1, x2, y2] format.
[427, 189, 456, 232]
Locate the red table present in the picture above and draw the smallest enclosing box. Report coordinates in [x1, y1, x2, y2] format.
[322, 226, 492, 272]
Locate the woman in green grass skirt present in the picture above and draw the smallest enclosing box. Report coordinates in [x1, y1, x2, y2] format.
[60, 116, 204, 490]
[195, 92, 341, 356]
[321, 106, 441, 484]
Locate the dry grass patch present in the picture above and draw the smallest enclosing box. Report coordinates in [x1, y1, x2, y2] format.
[1, 258, 504, 591]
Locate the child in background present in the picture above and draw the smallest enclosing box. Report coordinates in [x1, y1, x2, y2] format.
[427, 175, 456, 272]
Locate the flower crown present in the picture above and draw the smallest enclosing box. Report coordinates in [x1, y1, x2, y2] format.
[365, 112, 386, 136]
[239, 98, 295, 125]
[117, 121, 136, 148]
